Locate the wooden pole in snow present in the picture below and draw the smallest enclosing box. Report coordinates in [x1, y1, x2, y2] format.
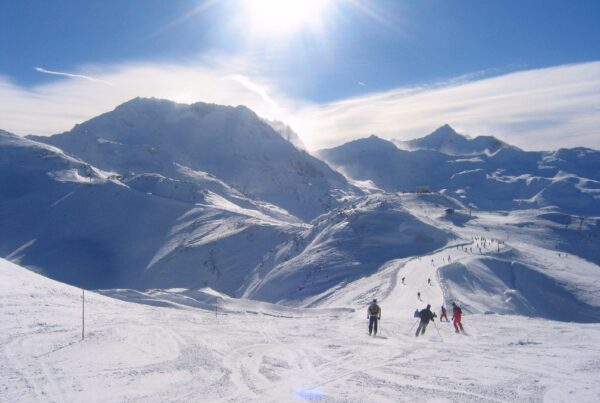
[82, 289, 85, 341]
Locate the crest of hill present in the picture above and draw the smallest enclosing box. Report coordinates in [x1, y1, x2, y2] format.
[29, 97, 358, 221]
[317, 133, 600, 216]
[316, 135, 454, 192]
[394, 124, 512, 156]
[241, 193, 453, 305]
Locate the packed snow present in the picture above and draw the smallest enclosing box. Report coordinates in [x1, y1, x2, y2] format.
[2, 233, 600, 402]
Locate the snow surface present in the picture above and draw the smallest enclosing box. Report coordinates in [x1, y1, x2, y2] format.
[2, 250, 600, 402]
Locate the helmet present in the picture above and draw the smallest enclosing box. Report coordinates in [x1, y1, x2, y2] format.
[426, 304, 431, 309]
[373, 299, 377, 303]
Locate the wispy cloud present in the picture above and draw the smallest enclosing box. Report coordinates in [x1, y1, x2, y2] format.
[1, 59, 599, 151]
[296, 61, 600, 150]
[229, 74, 280, 111]
[34, 67, 114, 86]
[1, 60, 289, 136]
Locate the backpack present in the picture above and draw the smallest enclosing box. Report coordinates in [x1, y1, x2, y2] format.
[414, 309, 420, 318]
[369, 304, 380, 316]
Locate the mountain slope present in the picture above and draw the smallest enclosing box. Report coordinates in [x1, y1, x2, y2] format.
[30, 98, 358, 221]
[242, 193, 453, 305]
[3, 257, 600, 402]
[318, 134, 600, 216]
[0, 130, 302, 291]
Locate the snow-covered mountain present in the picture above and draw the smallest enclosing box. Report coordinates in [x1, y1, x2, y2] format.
[0, 129, 304, 292]
[317, 134, 600, 216]
[393, 124, 512, 155]
[3, 106, 600, 401]
[242, 193, 453, 305]
[30, 98, 358, 221]
[2, 100, 600, 326]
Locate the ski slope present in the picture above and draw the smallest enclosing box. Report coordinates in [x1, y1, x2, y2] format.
[3, 253, 600, 402]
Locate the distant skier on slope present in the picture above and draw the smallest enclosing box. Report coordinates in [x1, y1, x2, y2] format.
[417, 292, 422, 301]
[452, 302, 464, 333]
[367, 299, 381, 336]
[402, 277, 405, 285]
[415, 304, 435, 337]
[428, 278, 432, 286]
[440, 305, 448, 322]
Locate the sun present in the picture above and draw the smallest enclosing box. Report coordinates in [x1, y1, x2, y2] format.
[242, 0, 332, 35]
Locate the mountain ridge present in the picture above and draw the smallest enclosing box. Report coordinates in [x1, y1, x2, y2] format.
[29, 97, 360, 221]
[393, 124, 513, 156]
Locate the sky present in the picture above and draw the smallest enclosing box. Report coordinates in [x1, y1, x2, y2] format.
[1, 0, 600, 150]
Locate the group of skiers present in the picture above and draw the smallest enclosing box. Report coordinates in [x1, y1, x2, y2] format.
[367, 300, 465, 337]
[413, 302, 465, 336]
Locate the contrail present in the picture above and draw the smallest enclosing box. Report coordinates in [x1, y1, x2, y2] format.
[35, 67, 114, 86]
[230, 74, 279, 111]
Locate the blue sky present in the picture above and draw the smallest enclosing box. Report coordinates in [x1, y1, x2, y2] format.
[1, 0, 600, 149]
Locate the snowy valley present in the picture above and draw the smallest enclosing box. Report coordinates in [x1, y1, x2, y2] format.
[1, 98, 600, 402]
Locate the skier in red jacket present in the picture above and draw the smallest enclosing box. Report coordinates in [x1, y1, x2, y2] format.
[452, 302, 464, 333]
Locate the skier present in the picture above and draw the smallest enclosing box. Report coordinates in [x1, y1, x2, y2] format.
[427, 278, 432, 286]
[440, 305, 448, 322]
[367, 299, 381, 336]
[452, 302, 464, 333]
[417, 291, 421, 301]
[415, 304, 435, 337]
[402, 277, 405, 284]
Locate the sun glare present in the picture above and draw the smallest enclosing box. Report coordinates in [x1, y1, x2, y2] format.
[243, 0, 331, 35]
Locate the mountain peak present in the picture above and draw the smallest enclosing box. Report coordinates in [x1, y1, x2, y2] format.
[393, 125, 509, 156]
[425, 124, 463, 140]
[116, 96, 176, 110]
[353, 134, 397, 151]
[30, 98, 358, 221]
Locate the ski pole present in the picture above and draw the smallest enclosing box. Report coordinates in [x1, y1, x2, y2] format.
[433, 320, 444, 341]
[408, 319, 419, 333]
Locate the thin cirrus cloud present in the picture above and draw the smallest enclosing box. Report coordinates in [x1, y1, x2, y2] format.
[296, 61, 600, 150]
[34, 67, 115, 86]
[1, 59, 599, 151]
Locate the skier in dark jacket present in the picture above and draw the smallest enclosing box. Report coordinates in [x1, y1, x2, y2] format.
[415, 304, 435, 337]
[367, 299, 381, 336]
